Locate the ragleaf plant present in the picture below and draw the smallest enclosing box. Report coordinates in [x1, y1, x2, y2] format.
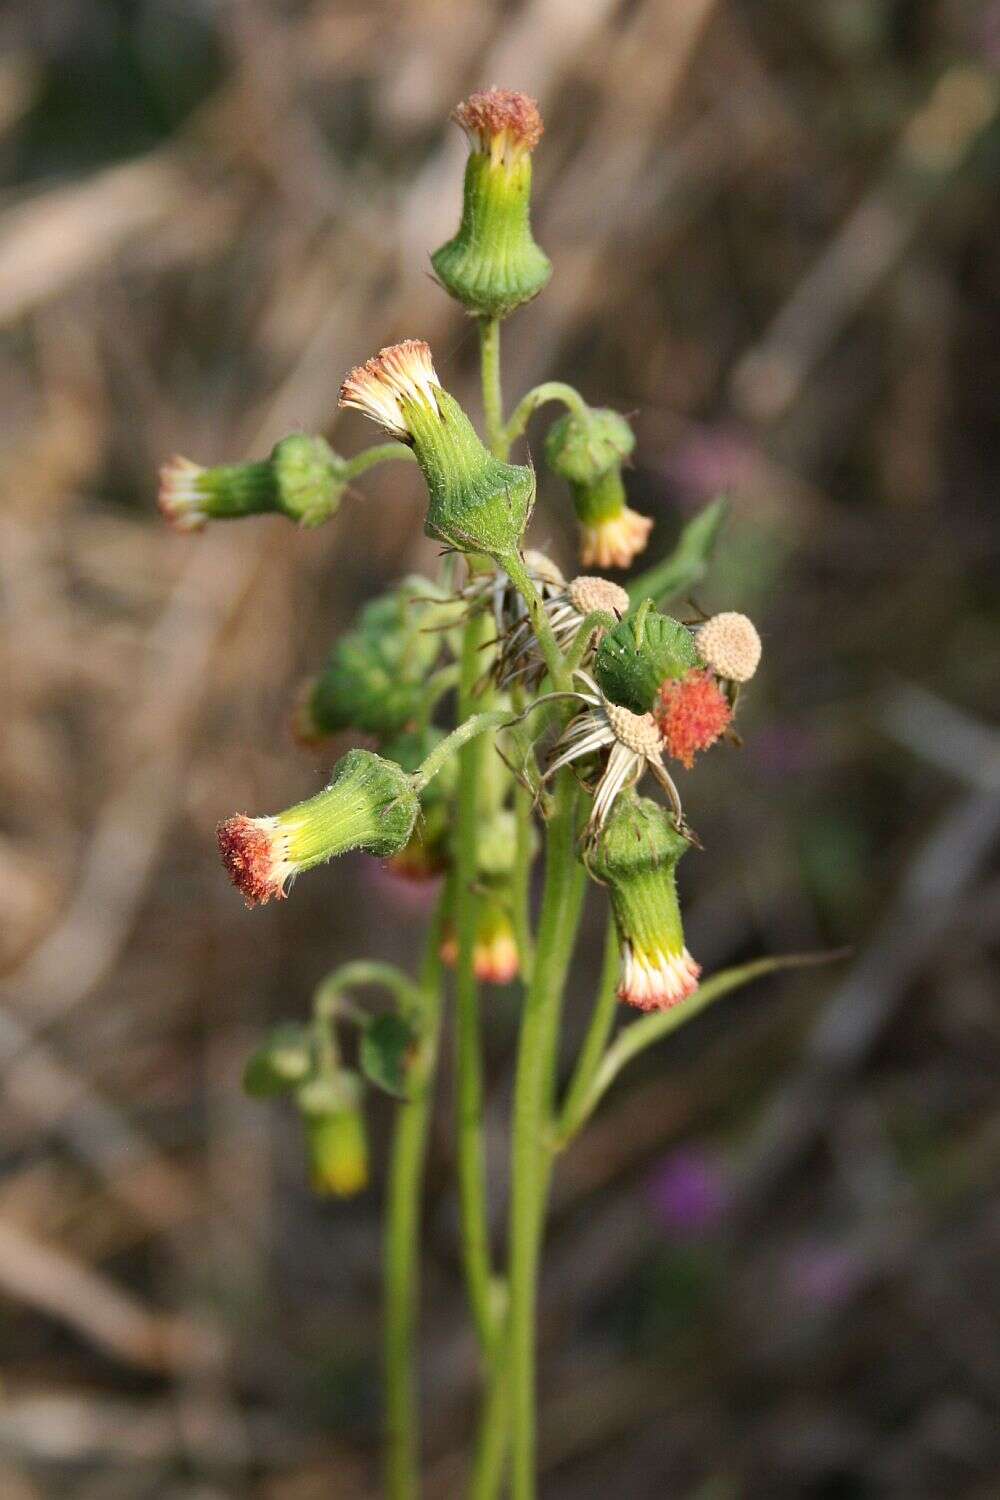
[159, 87, 833, 1500]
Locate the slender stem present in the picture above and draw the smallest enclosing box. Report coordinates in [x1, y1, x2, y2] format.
[345, 442, 417, 478]
[502, 381, 589, 450]
[512, 780, 536, 984]
[384, 891, 448, 1499]
[503, 554, 570, 692]
[507, 775, 584, 1499]
[563, 609, 617, 677]
[469, 1345, 510, 1500]
[454, 610, 500, 1356]
[556, 950, 845, 1148]
[556, 915, 620, 1138]
[314, 962, 423, 1022]
[413, 709, 511, 791]
[478, 318, 506, 458]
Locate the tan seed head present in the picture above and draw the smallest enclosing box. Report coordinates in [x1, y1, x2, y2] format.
[605, 703, 663, 758]
[568, 576, 630, 619]
[697, 612, 761, 683]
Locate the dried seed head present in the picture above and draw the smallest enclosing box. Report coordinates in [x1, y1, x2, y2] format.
[568, 576, 630, 618]
[453, 88, 544, 162]
[655, 668, 732, 769]
[339, 340, 441, 440]
[605, 703, 664, 759]
[697, 611, 762, 683]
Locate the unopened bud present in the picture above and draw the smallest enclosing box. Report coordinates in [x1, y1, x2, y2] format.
[441, 892, 520, 985]
[242, 1023, 313, 1097]
[431, 89, 551, 318]
[544, 407, 651, 569]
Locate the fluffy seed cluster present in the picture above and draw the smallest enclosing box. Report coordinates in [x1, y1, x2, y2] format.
[697, 612, 761, 683]
[453, 88, 543, 162]
[339, 340, 441, 440]
[158, 456, 207, 531]
[655, 669, 732, 769]
[217, 815, 293, 907]
[580, 508, 653, 570]
[620, 943, 701, 1011]
[567, 576, 630, 618]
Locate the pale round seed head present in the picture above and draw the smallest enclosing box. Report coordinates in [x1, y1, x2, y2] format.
[605, 703, 663, 758]
[696, 612, 762, 683]
[568, 576, 630, 618]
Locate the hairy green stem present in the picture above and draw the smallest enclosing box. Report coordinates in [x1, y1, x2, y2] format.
[507, 775, 584, 1498]
[503, 554, 570, 692]
[502, 381, 589, 450]
[384, 892, 448, 1499]
[314, 962, 423, 1023]
[479, 318, 506, 458]
[414, 709, 511, 791]
[345, 442, 417, 479]
[454, 611, 500, 1356]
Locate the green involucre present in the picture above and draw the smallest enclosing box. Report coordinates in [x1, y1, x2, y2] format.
[194, 434, 346, 525]
[431, 152, 551, 318]
[594, 601, 700, 713]
[587, 794, 689, 959]
[279, 749, 420, 869]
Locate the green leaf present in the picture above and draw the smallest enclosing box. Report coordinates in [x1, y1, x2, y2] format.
[360, 1013, 421, 1100]
[627, 496, 729, 608]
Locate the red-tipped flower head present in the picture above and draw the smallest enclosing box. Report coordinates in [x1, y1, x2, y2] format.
[655, 668, 732, 770]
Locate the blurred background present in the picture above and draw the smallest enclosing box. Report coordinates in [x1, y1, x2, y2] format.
[1, 2, 999, 1497]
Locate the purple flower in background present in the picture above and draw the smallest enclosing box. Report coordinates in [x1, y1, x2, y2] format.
[647, 1147, 730, 1240]
[661, 425, 759, 511]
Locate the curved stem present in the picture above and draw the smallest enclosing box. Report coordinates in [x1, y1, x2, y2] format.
[556, 950, 845, 1148]
[503, 555, 570, 692]
[454, 610, 500, 1356]
[502, 381, 588, 450]
[507, 775, 585, 1498]
[345, 442, 417, 479]
[384, 891, 448, 1499]
[413, 709, 511, 792]
[563, 609, 618, 677]
[314, 962, 423, 1023]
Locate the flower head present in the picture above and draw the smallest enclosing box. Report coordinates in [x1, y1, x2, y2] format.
[339, 342, 534, 561]
[544, 406, 650, 569]
[578, 497, 653, 570]
[696, 611, 762, 684]
[452, 87, 544, 164]
[655, 668, 732, 769]
[218, 749, 420, 907]
[158, 435, 346, 531]
[431, 90, 551, 316]
[588, 793, 700, 1012]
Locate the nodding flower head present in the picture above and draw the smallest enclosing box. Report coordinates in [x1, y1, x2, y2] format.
[545, 406, 650, 569]
[340, 342, 534, 561]
[431, 89, 551, 317]
[158, 435, 346, 531]
[441, 894, 520, 985]
[696, 611, 762, 684]
[594, 602, 701, 715]
[217, 749, 420, 907]
[655, 668, 732, 769]
[296, 1073, 369, 1198]
[587, 793, 700, 1012]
